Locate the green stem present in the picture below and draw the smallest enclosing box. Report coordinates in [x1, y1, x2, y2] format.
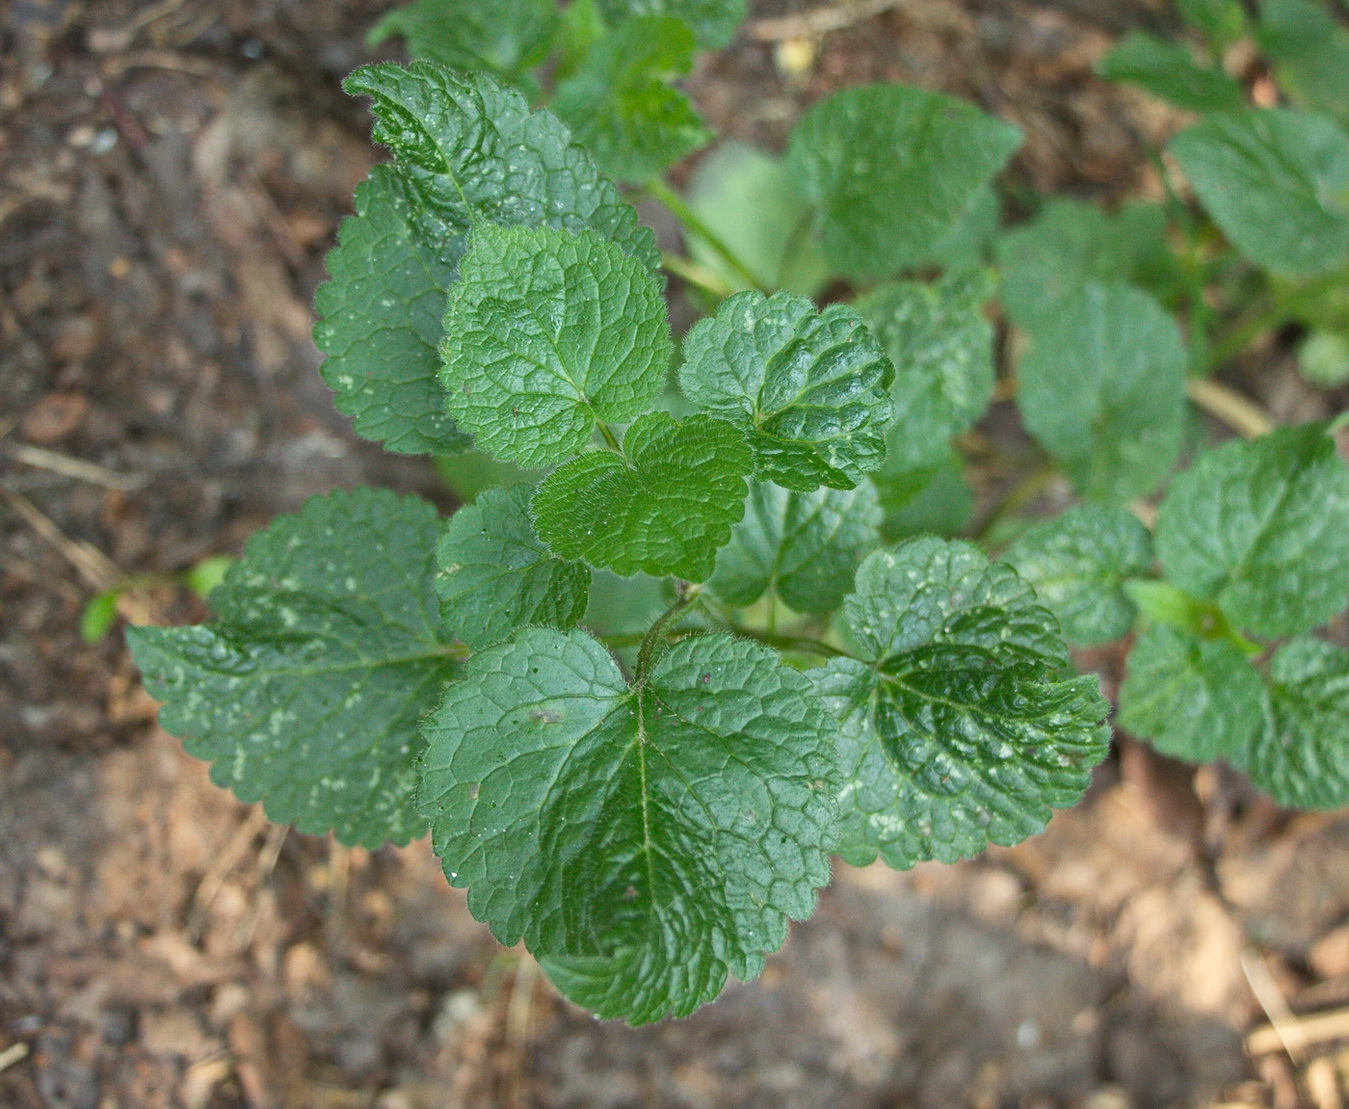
[661, 251, 736, 299]
[726, 621, 848, 660]
[597, 421, 622, 452]
[635, 583, 701, 682]
[1208, 270, 1348, 369]
[646, 177, 767, 293]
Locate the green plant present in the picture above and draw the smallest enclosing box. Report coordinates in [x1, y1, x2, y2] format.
[128, 0, 1349, 1025]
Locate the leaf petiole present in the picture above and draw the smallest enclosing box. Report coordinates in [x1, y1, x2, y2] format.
[645, 177, 769, 293]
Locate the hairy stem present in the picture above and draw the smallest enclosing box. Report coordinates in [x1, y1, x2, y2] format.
[635, 583, 702, 682]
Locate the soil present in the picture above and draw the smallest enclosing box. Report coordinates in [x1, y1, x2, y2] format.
[3, 2, 1349, 1107]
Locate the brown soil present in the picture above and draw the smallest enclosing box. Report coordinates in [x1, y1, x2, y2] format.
[4, 2, 1349, 1107]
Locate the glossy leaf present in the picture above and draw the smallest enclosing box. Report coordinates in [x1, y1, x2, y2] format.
[818, 538, 1111, 869]
[678, 291, 894, 491]
[532, 412, 752, 580]
[440, 224, 671, 468]
[419, 627, 838, 1023]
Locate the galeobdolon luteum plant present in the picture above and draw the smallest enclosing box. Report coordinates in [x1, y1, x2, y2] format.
[129, 0, 1349, 1024]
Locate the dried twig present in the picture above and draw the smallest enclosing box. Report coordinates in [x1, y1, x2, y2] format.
[747, 0, 915, 41]
[0, 487, 122, 591]
[0, 1043, 29, 1076]
[4, 441, 144, 491]
[1242, 947, 1308, 1063]
[1248, 1006, 1349, 1057]
[1187, 378, 1274, 440]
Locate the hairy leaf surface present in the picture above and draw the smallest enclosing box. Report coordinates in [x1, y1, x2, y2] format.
[1155, 424, 1349, 639]
[1119, 625, 1265, 764]
[552, 16, 710, 182]
[1005, 506, 1154, 646]
[785, 85, 1021, 279]
[435, 485, 590, 650]
[344, 62, 659, 268]
[1018, 282, 1187, 502]
[532, 412, 751, 580]
[314, 166, 472, 455]
[441, 224, 671, 468]
[678, 291, 893, 491]
[1097, 31, 1245, 111]
[708, 480, 881, 616]
[418, 627, 838, 1023]
[128, 490, 457, 847]
[1171, 108, 1349, 276]
[818, 538, 1110, 870]
[1245, 638, 1349, 809]
[367, 0, 558, 79]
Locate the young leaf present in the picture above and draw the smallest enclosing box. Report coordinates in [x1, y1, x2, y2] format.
[708, 480, 881, 617]
[314, 166, 473, 455]
[686, 142, 832, 297]
[1171, 108, 1349, 277]
[818, 538, 1111, 870]
[127, 490, 458, 848]
[1118, 625, 1265, 764]
[1257, 0, 1349, 132]
[367, 0, 558, 80]
[1096, 31, 1245, 112]
[1299, 330, 1349, 388]
[435, 485, 590, 650]
[785, 84, 1021, 279]
[1154, 423, 1349, 639]
[81, 589, 120, 644]
[855, 269, 997, 470]
[418, 627, 838, 1024]
[440, 224, 672, 468]
[1017, 282, 1187, 502]
[1004, 506, 1154, 647]
[532, 412, 751, 580]
[1245, 638, 1349, 810]
[596, 0, 747, 49]
[995, 198, 1175, 330]
[343, 62, 659, 270]
[552, 16, 711, 183]
[678, 291, 894, 491]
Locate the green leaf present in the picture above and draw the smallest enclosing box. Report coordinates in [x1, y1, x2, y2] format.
[685, 142, 832, 297]
[127, 489, 458, 848]
[367, 0, 558, 79]
[1258, 0, 1349, 132]
[995, 198, 1175, 330]
[855, 270, 997, 470]
[343, 62, 659, 271]
[435, 485, 590, 650]
[678, 291, 894, 491]
[552, 17, 710, 183]
[873, 450, 975, 542]
[1171, 108, 1349, 277]
[1154, 423, 1349, 638]
[434, 449, 532, 503]
[314, 166, 472, 455]
[921, 185, 1002, 272]
[1017, 282, 1187, 502]
[440, 224, 672, 468]
[708, 480, 881, 616]
[1245, 638, 1349, 809]
[418, 627, 838, 1023]
[1179, 0, 1246, 53]
[532, 412, 751, 580]
[596, 0, 747, 49]
[82, 590, 120, 644]
[785, 84, 1021, 279]
[1004, 506, 1154, 647]
[1097, 31, 1246, 112]
[184, 555, 234, 599]
[1300, 329, 1349, 387]
[819, 538, 1110, 869]
[1119, 626, 1265, 764]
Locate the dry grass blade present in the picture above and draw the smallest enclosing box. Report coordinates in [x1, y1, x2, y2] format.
[5, 441, 145, 491]
[748, 0, 916, 41]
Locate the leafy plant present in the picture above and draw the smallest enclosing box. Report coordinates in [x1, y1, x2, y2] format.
[130, 0, 1349, 1025]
